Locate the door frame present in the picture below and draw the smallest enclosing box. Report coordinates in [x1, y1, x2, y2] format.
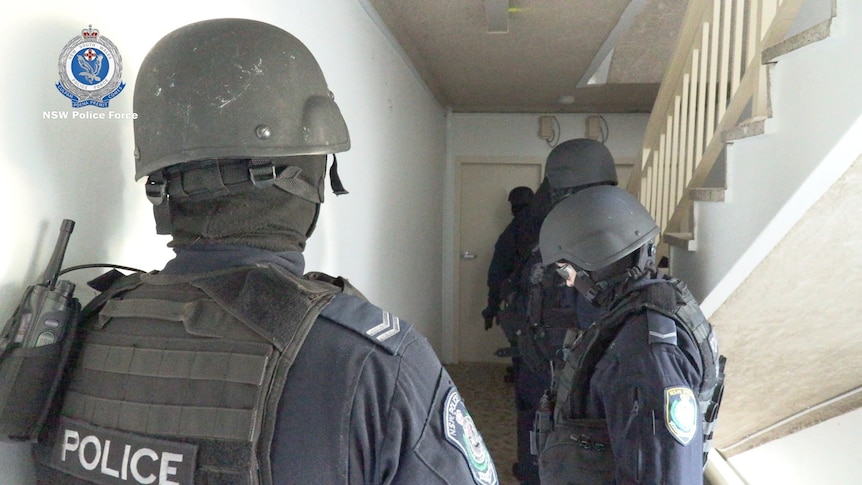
[442, 156, 544, 363]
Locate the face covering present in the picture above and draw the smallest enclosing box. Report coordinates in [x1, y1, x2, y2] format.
[168, 155, 326, 252]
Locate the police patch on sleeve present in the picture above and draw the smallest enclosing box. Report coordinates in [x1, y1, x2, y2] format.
[664, 386, 698, 446]
[443, 388, 498, 485]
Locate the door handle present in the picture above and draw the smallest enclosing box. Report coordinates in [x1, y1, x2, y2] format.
[461, 251, 478, 260]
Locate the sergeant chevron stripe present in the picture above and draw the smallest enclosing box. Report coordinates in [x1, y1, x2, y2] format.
[366, 311, 401, 341]
[649, 330, 676, 342]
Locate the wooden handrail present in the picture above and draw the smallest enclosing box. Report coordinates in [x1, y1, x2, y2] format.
[629, 0, 805, 256]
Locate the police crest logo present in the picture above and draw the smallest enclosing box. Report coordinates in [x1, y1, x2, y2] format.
[56, 25, 126, 108]
[665, 386, 697, 445]
[443, 389, 498, 485]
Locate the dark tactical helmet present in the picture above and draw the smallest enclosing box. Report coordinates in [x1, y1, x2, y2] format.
[539, 185, 658, 271]
[544, 138, 618, 190]
[133, 18, 350, 180]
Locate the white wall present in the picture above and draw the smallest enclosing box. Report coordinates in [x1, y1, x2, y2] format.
[448, 113, 647, 161]
[447, 112, 649, 195]
[443, 112, 649, 360]
[0, 1, 446, 482]
[729, 406, 862, 485]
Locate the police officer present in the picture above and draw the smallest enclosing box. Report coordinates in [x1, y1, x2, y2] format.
[483, 185, 534, 334]
[32, 19, 498, 485]
[506, 138, 617, 484]
[483, 186, 533, 386]
[535, 185, 725, 484]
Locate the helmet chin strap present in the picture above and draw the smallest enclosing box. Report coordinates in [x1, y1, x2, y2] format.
[572, 270, 631, 305]
[636, 242, 657, 272]
[328, 154, 348, 195]
[145, 155, 349, 236]
[572, 242, 658, 305]
[572, 270, 605, 303]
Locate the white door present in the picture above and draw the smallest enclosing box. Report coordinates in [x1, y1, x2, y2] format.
[456, 158, 543, 362]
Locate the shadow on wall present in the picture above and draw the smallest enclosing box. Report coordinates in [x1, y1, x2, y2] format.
[0, 17, 134, 482]
[5, 17, 132, 278]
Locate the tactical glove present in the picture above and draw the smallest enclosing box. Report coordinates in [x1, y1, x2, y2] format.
[481, 306, 497, 330]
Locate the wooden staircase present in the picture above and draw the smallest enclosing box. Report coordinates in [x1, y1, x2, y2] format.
[628, 0, 835, 259]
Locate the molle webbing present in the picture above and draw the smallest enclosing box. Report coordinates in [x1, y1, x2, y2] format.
[43, 266, 337, 485]
[553, 278, 724, 464]
[554, 290, 642, 420]
[192, 266, 339, 484]
[639, 280, 725, 462]
[644, 281, 719, 398]
[557, 279, 717, 418]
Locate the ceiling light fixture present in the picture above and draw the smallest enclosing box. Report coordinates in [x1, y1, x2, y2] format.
[484, 0, 509, 33]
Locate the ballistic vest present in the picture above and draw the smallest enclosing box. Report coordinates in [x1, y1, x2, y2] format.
[535, 276, 726, 484]
[32, 264, 349, 485]
[517, 246, 578, 374]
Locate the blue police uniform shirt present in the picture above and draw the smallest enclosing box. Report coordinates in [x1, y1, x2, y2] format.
[585, 276, 704, 484]
[575, 292, 606, 330]
[161, 245, 499, 485]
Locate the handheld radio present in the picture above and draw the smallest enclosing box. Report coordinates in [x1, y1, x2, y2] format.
[0, 219, 81, 441]
[3, 220, 77, 351]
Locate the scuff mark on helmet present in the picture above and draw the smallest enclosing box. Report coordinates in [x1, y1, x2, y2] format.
[213, 58, 264, 109]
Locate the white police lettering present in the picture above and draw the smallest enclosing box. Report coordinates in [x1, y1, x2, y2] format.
[61, 429, 183, 484]
[51, 418, 198, 485]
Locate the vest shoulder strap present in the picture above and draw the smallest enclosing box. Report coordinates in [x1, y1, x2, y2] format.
[557, 278, 701, 416]
[191, 265, 342, 485]
[80, 271, 145, 319]
[305, 271, 367, 299]
[190, 265, 339, 352]
[641, 278, 720, 398]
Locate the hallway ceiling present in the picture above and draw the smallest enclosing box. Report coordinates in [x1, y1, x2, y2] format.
[365, 0, 689, 113]
[367, 0, 858, 468]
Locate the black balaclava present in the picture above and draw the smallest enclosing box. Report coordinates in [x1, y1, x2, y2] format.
[508, 186, 534, 216]
[167, 155, 326, 252]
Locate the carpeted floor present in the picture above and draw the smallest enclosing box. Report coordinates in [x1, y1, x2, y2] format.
[445, 361, 522, 485]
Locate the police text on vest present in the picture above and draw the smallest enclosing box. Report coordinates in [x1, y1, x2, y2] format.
[50, 417, 198, 485]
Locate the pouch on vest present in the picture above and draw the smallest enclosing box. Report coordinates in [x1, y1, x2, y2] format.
[0, 268, 142, 443]
[518, 323, 569, 375]
[497, 306, 523, 344]
[538, 418, 614, 485]
[497, 280, 529, 345]
[0, 304, 78, 442]
[0, 220, 85, 442]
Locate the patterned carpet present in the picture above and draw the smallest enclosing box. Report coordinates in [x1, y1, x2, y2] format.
[445, 362, 522, 485]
